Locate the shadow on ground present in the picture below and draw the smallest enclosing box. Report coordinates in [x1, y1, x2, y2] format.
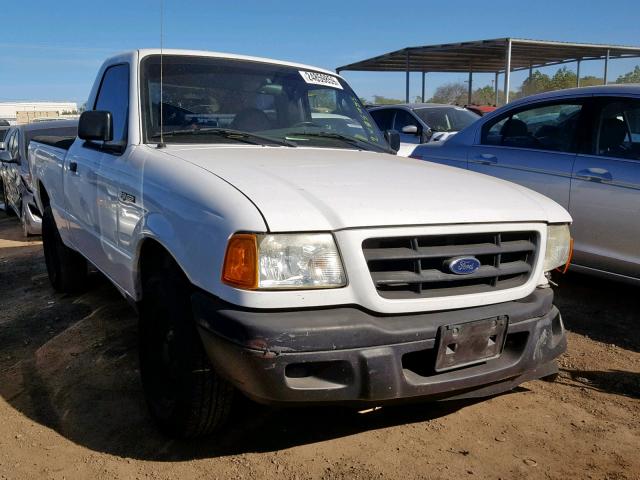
[560, 369, 640, 400]
[552, 271, 639, 353]
[0, 211, 638, 461]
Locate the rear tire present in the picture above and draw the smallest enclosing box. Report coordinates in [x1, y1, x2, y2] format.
[0, 181, 13, 216]
[41, 206, 88, 293]
[139, 254, 234, 438]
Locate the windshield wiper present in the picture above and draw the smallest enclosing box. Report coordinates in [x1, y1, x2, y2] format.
[285, 131, 392, 153]
[150, 127, 296, 147]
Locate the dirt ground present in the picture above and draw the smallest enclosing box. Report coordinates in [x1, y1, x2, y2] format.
[0, 211, 638, 480]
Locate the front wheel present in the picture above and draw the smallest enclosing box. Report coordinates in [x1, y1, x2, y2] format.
[139, 256, 234, 438]
[41, 206, 88, 293]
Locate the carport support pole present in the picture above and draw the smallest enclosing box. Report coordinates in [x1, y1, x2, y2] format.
[576, 59, 581, 87]
[504, 39, 512, 105]
[467, 71, 473, 105]
[405, 51, 410, 103]
[604, 49, 610, 84]
[494, 72, 499, 105]
[421, 72, 426, 102]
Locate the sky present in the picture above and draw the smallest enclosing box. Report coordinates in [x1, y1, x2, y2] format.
[1, 0, 640, 105]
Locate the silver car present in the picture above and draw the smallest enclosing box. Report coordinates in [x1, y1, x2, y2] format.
[0, 120, 77, 235]
[410, 85, 640, 284]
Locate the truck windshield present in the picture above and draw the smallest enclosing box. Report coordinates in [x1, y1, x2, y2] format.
[414, 107, 479, 133]
[140, 55, 389, 152]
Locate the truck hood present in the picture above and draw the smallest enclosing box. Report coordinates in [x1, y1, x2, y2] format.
[163, 146, 571, 231]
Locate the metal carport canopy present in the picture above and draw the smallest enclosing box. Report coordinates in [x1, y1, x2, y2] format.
[335, 38, 640, 104]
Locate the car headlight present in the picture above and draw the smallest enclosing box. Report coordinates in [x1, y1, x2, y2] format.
[543, 224, 572, 272]
[222, 233, 346, 290]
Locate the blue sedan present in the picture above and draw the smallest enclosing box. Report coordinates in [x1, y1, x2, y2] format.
[410, 85, 640, 284]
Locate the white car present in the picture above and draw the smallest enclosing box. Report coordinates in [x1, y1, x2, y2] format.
[30, 49, 572, 438]
[369, 103, 480, 156]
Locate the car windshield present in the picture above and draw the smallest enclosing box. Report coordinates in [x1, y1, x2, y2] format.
[140, 55, 388, 152]
[414, 107, 479, 132]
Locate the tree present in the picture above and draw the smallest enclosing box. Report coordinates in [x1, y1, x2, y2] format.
[429, 82, 468, 105]
[615, 66, 640, 84]
[372, 95, 403, 105]
[519, 70, 552, 97]
[472, 86, 496, 105]
[580, 75, 603, 87]
[550, 67, 577, 90]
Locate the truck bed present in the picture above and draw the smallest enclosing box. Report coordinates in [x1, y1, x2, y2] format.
[31, 135, 76, 151]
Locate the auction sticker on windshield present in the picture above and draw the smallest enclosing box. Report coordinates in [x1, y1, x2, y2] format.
[299, 71, 343, 90]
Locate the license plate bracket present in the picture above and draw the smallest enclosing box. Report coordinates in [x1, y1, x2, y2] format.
[435, 316, 508, 372]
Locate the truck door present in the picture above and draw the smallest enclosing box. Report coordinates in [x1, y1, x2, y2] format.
[64, 63, 131, 280]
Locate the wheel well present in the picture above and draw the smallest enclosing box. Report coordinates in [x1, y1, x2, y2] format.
[138, 238, 189, 299]
[39, 182, 50, 209]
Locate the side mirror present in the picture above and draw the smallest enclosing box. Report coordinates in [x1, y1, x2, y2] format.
[79, 110, 113, 142]
[420, 128, 433, 143]
[385, 129, 400, 152]
[0, 150, 18, 164]
[401, 125, 419, 135]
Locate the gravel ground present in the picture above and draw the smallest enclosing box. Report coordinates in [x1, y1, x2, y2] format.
[0, 211, 638, 480]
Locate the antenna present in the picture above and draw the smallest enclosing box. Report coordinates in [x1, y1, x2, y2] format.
[157, 0, 166, 148]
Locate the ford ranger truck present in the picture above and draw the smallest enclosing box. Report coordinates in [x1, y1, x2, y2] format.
[30, 49, 572, 438]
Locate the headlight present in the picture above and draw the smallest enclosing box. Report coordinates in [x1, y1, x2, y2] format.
[222, 233, 346, 290]
[543, 224, 572, 272]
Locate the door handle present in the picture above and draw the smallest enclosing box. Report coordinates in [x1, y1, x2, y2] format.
[575, 168, 612, 182]
[474, 153, 497, 165]
[69, 161, 78, 173]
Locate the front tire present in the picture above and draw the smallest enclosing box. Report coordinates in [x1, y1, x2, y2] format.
[41, 206, 88, 293]
[139, 255, 234, 438]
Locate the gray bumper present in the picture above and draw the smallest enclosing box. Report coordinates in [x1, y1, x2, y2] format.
[193, 287, 565, 406]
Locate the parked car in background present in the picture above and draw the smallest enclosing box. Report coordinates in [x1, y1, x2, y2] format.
[0, 120, 77, 235]
[31, 49, 571, 438]
[369, 104, 480, 156]
[410, 85, 640, 284]
[465, 105, 497, 116]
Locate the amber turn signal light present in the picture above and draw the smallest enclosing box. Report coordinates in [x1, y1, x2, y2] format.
[222, 234, 258, 289]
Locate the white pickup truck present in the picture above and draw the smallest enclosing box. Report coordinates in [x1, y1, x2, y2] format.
[30, 49, 572, 438]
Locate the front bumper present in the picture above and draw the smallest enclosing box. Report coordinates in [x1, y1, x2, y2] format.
[194, 287, 565, 406]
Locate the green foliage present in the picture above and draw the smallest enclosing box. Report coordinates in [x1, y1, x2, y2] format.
[472, 86, 497, 105]
[580, 76, 603, 87]
[372, 95, 403, 105]
[615, 66, 640, 84]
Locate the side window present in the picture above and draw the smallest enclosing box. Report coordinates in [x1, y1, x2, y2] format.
[94, 64, 130, 144]
[595, 98, 640, 160]
[393, 110, 420, 132]
[482, 102, 582, 152]
[369, 109, 394, 131]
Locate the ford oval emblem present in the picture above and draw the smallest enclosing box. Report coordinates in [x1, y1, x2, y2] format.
[446, 256, 481, 275]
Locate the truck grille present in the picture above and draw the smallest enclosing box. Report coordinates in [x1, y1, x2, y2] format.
[362, 231, 538, 299]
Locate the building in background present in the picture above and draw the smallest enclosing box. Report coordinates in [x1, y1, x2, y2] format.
[0, 102, 79, 124]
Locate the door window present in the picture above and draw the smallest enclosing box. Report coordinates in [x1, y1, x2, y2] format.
[369, 109, 394, 131]
[94, 64, 130, 144]
[595, 99, 640, 160]
[482, 102, 583, 152]
[393, 109, 420, 133]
